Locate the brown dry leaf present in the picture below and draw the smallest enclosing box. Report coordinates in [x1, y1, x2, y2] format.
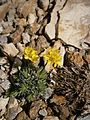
[70, 52, 84, 67]
[51, 94, 66, 105]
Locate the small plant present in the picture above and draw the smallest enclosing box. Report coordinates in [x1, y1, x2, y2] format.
[7, 60, 48, 102]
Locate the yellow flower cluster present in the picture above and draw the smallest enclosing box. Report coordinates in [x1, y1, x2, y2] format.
[24, 46, 39, 63]
[24, 46, 62, 67]
[43, 47, 62, 67]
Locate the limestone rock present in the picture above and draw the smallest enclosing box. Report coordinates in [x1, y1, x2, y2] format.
[3, 43, 19, 57]
[43, 116, 59, 120]
[22, 32, 30, 44]
[6, 97, 22, 120]
[0, 36, 7, 44]
[17, 0, 37, 18]
[29, 100, 46, 119]
[45, 0, 64, 39]
[0, 2, 11, 22]
[58, 0, 90, 48]
[16, 111, 30, 120]
[0, 97, 9, 117]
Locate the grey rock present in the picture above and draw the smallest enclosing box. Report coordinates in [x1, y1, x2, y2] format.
[0, 97, 9, 117]
[43, 116, 59, 120]
[7, 9, 15, 22]
[6, 97, 22, 120]
[0, 79, 10, 90]
[0, 26, 3, 33]
[0, 57, 7, 65]
[0, 70, 8, 80]
[0, 36, 7, 44]
[58, 0, 90, 48]
[76, 115, 90, 120]
[44, 87, 53, 100]
[39, 109, 47, 116]
[38, 0, 49, 11]
[22, 32, 30, 44]
[2, 43, 19, 57]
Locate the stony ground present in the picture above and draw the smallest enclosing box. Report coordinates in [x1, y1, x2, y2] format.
[0, 0, 90, 120]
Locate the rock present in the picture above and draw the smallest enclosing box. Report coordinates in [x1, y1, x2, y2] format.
[36, 35, 49, 53]
[5, 97, 22, 120]
[38, 0, 49, 11]
[0, 25, 3, 33]
[44, 87, 53, 100]
[15, 18, 27, 27]
[17, 43, 24, 53]
[0, 86, 4, 96]
[22, 32, 30, 44]
[3, 43, 19, 57]
[0, 57, 7, 65]
[7, 9, 15, 22]
[45, 0, 63, 39]
[16, 111, 30, 120]
[17, 0, 37, 18]
[1, 21, 14, 35]
[76, 115, 90, 120]
[0, 36, 7, 44]
[0, 2, 11, 22]
[11, 26, 24, 44]
[70, 52, 84, 67]
[0, 79, 10, 90]
[39, 109, 47, 116]
[29, 23, 40, 35]
[29, 100, 46, 119]
[0, 97, 9, 117]
[43, 116, 59, 120]
[0, 70, 8, 80]
[28, 13, 36, 25]
[58, 0, 90, 48]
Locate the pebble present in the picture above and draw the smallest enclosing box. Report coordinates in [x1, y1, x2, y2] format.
[6, 97, 22, 120]
[44, 87, 53, 101]
[3, 43, 19, 57]
[0, 79, 10, 90]
[43, 116, 59, 120]
[0, 36, 7, 44]
[28, 13, 36, 25]
[39, 109, 47, 116]
[0, 97, 9, 117]
[22, 32, 30, 44]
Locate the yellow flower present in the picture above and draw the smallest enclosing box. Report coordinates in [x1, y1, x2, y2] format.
[24, 46, 39, 63]
[43, 47, 62, 67]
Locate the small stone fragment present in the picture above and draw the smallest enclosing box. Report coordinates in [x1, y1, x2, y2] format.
[0, 97, 9, 117]
[6, 97, 22, 120]
[28, 13, 36, 25]
[0, 79, 10, 90]
[0, 36, 7, 44]
[17, 0, 37, 18]
[0, 2, 11, 22]
[16, 111, 30, 120]
[22, 32, 30, 44]
[43, 116, 59, 120]
[44, 87, 53, 100]
[29, 100, 46, 119]
[3, 43, 19, 57]
[11, 27, 24, 44]
[39, 109, 47, 116]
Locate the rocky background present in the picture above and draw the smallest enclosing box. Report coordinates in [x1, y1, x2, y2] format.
[0, 0, 90, 120]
